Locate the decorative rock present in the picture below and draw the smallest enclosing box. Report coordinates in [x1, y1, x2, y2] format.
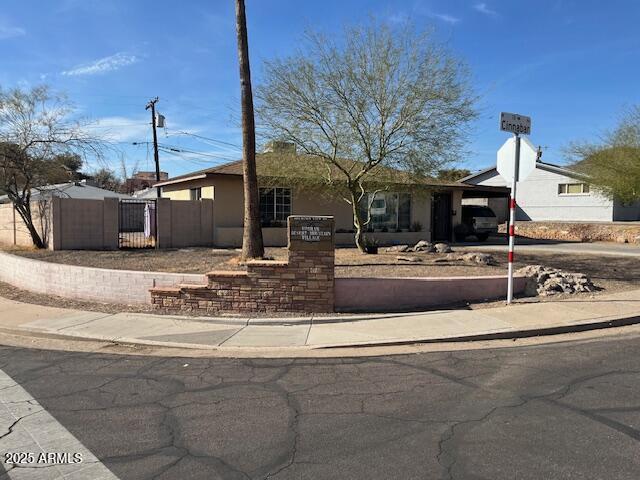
[385, 245, 410, 253]
[461, 252, 496, 265]
[396, 255, 422, 263]
[412, 240, 435, 253]
[516, 265, 598, 296]
[635, 236, 640, 245]
[434, 243, 452, 253]
[616, 236, 629, 244]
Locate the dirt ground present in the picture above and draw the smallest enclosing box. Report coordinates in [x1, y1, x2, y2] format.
[6, 246, 639, 286]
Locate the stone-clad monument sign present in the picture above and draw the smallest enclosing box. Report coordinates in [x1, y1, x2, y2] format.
[288, 216, 335, 251]
[151, 215, 336, 314]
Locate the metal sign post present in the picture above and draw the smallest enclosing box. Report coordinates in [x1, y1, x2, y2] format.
[497, 112, 533, 305]
[506, 135, 521, 304]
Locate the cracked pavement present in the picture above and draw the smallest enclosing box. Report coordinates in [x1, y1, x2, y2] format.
[0, 332, 639, 479]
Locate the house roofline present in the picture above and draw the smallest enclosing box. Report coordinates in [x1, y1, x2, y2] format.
[154, 173, 210, 187]
[461, 161, 590, 184]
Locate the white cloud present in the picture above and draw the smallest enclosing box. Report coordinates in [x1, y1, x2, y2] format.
[85, 116, 150, 143]
[429, 12, 461, 24]
[0, 22, 25, 39]
[62, 52, 138, 76]
[474, 3, 498, 16]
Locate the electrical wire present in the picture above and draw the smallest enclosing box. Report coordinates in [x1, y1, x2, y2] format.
[164, 130, 242, 150]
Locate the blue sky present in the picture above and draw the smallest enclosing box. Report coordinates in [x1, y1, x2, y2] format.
[1, 0, 639, 178]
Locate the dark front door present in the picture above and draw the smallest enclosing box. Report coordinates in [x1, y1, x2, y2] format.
[432, 192, 452, 242]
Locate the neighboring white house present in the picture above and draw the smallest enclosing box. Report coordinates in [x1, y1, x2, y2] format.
[460, 161, 640, 222]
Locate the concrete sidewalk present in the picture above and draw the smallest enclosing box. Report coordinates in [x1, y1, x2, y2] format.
[1, 289, 640, 351]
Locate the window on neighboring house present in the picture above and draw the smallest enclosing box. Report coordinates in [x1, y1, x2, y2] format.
[190, 187, 202, 200]
[259, 187, 291, 227]
[558, 183, 590, 195]
[359, 192, 412, 231]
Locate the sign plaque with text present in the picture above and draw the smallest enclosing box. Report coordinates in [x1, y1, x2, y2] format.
[288, 216, 335, 251]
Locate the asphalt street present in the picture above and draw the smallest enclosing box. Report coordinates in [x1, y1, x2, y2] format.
[1, 333, 640, 479]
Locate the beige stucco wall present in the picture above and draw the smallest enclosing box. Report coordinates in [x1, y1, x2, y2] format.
[292, 191, 354, 231]
[0, 201, 52, 248]
[164, 189, 191, 201]
[161, 174, 471, 246]
[164, 186, 214, 201]
[163, 176, 244, 237]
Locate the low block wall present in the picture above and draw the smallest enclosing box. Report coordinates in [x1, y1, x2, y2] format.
[0, 250, 529, 313]
[0, 251, 206, 304]
[501, 221, 640, 243]
[335, 275, 528, 312]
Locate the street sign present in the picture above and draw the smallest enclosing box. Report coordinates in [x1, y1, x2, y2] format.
[498, 111, 533, 305]
[497, 136, 537, 183]
[500, 112, 531, 135]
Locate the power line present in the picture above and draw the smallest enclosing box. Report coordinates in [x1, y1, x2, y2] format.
[130, 142, 238, 162]
[157, 145, 237, 161]
[164, 130, 242, 150]
[157, 147, 227, 167]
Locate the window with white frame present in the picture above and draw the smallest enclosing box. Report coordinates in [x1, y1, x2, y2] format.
[190, 187, 202, 200]
[558, 183, 590, 195]
[259, 187, 291, 227]
[358, 192, 412, 231]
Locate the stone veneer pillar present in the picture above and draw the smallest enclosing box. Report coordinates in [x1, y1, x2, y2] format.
[150, 215, 335, 314]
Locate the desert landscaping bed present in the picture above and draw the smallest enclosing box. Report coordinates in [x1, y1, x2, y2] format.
[5, 245, 638, 290]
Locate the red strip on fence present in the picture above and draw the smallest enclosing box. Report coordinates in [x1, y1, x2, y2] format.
[510, 198, 517, 209]
[509, 225, 515, 236]
[508, 251, 514, 263]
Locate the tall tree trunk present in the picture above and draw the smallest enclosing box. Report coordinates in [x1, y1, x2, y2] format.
[235, 0, 264, 260]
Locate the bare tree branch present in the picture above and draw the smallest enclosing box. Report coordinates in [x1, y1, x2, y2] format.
[256, 20, 477, 251]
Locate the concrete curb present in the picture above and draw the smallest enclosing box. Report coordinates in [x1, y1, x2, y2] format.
[316, 314, 640, 349]
[3, 312, 640, 353]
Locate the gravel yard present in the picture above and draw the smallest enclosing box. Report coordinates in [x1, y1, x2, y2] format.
[6, 245, 639, 287]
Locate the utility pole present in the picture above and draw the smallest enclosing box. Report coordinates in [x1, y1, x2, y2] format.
[145, 97, 162, 198]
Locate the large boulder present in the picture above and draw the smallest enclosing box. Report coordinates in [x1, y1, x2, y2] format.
[412, 240, 435, 253]
[434, 242, 452, 254]
[516, 265, 598, 296]
[461, 252, 496, 265]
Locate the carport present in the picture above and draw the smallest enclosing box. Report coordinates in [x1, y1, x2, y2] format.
[460, 185, 510, 224]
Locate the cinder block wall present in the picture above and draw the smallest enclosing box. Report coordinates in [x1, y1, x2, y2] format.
[0, 250, 207, 304]
[51, 197, 119, 250]
[156, 198, 214, 248]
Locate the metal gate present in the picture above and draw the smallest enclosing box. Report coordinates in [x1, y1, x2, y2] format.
[118, 199, 156, 249]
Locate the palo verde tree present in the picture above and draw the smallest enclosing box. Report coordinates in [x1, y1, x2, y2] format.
[0, 85, 101, 248]
[256, 21, 477, 252]
[570, 105, 640, 204]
